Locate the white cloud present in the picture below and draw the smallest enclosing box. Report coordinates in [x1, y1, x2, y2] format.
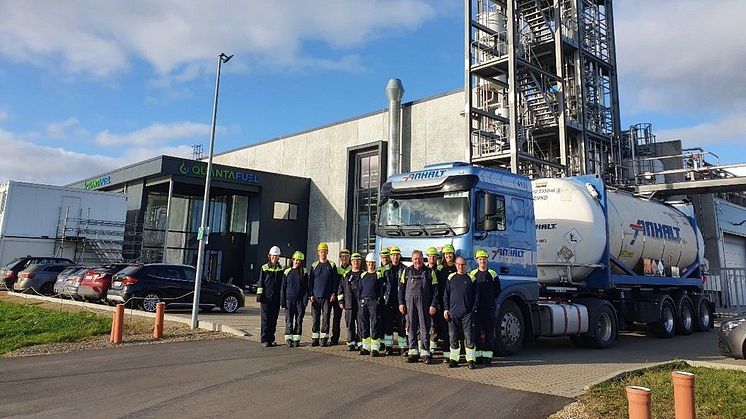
[45, 117, 82, 139]
[94, 121, 213, 146]
[0, 1, 435, 80]
[656, 111, 746, 146]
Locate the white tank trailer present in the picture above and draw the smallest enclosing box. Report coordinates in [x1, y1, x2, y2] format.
[532, 178, 702, 284]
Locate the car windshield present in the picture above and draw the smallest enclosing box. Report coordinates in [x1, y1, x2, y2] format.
[2, 257, 23, 269]
[378, 192, 469, 229]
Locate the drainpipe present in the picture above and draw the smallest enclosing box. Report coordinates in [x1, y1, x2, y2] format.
[385, 79, 405, 177]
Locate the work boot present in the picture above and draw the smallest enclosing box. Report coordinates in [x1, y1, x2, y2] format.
[407, 355, 419, 363]
[401, 348, 409, 357]
[311, 338, 319, 347]
[347, 344, 356, 352]
[293, 340, 300, 347]
[422, 355, 433, 365]
[330, 338, 339, 346]
[482, 356, 492, 365]
[321, 338, 328, 347]
[448, 360, 459, 368]
[360, 348, 370, 356]
[384, 347, 393, 356]
[371, 350, 379, 357]
[286, 339, 293, 348]
[468, 361, 477, 370]
[262, 342, 270, 347]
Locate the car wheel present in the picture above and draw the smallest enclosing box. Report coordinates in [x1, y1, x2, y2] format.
[676, 297, 695, 335]
[220, 294, 240, 313]
[140, 292, 161, 313]
[39, 282, 54, 296]
[694, 298, 714, 331]
[650, 298, 676, 338]
[494, 301, 524, 356]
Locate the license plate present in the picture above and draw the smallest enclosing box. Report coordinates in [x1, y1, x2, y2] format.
[113, 281, 122, 287]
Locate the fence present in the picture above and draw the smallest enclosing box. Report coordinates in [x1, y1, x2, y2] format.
[704, 268, 746, 316]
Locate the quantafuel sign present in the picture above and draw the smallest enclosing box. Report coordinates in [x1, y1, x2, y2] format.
[177, 161, 260, 185]
[84, 176, 111, 190]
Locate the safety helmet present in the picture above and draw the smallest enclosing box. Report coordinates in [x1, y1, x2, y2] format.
[426, 247, 439, 256]
[317, 242, 329, 251]
[442, 244, 456, 254]
[269, 246, 281, 256]
[292, 251, 305, 261]
[380, 248, 390, 256]
[389, 246, 401, 255]
[351, 252, 362, 260]
[365, 253, 376, 263]
[339, 248, 351, 256]
[475, 249, 489, 259]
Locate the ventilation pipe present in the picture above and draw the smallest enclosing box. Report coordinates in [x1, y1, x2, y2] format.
[385, 79, 405, 177]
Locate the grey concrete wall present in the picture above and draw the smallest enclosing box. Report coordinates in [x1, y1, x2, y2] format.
[213, 90, 465, 257]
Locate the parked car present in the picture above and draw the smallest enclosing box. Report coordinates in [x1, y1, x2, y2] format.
[77, 264, 132, 302]
[1, 256, 74, 290]
[107, 264, 244, 313]
[718, 315, 746, 359]
[13, 263, 76, 295]
[53, 266, 87, 296]
[61, 267, 96, 300]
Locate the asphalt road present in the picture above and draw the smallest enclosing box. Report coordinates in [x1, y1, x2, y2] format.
[0, 339, 571, 419]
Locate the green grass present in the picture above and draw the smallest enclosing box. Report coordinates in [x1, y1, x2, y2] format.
[0, 301, 111, 355]
[581, 361, 746, 419]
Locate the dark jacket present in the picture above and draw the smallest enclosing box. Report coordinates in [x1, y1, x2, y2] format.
[444, 272, 479, 316]
[470, 268, 501, 309]
[338, 270, 361, 310]
[281, 267, 308, 306]
[309, 260, 339, 299]
[435, 263, 456, 309]
[257, 262, 284, 304]
[382, 263, 403, 307]
[358, 270, 384, 302]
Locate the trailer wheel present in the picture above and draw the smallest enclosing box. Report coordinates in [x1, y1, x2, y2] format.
[694, 298, 714, 331]
[675, 297, 695, 335]
[650, 298, 676, 338]
[494, 300, 524, 356]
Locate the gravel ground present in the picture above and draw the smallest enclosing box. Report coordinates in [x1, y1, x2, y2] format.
[1, 293, 233, 358]
[548, 401, 599, 419]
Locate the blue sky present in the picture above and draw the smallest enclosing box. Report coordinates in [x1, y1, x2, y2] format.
[1, 0, 744, 184]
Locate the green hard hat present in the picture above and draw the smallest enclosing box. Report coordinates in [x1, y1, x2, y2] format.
[292, 251, 305, 261]
[442, 244, 456, 254]
[426, 247, 439, 256]
[389, 246, 401, 255]
[380, 248, 390, 256]
[351, 252, 362, 260]
[475, 249, 489, 259]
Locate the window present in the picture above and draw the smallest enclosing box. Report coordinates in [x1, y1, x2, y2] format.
[353, 152, 379, 254]
[475, 191, 506, 231]
[273, 202, 298, 220]
[44, 265, 68, 273]
[230, 195, 249, 233]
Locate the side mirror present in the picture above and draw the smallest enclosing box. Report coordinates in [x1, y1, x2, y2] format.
[484, 193, 497, 216]
[483, 218, 497, 232]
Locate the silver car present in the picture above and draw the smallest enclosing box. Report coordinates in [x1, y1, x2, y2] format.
[718, 315, 746, 359]
[13, 263, 74, 295]
[53, 265, 85, 296]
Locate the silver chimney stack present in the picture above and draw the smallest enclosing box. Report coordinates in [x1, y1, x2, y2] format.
[385, 78, 404, 177]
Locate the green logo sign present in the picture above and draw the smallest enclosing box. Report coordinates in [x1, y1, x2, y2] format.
[178, 162, 260, 184]
[84, 176, 111, 190]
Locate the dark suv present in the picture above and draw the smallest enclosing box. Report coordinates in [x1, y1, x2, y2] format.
[1, 256, 74, 290]
[106, 264, 244, 313]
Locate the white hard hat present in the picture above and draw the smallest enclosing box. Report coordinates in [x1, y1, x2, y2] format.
[269, 246, 281, 256]
[365, 253, 376, 263]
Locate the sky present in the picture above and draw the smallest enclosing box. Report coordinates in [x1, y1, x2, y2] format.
[1, 0, 745, 185]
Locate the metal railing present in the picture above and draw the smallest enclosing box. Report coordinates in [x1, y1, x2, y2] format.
[704, 268, 746, 316]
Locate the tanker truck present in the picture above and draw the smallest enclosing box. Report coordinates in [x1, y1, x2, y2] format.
[376, 162, 714, 356]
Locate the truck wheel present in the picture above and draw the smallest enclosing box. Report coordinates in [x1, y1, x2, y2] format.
[570, 304, 617, 349]
[694, 298, 714, 331]
[649, 299, 675, 338]
[675, 297, 695, 335]
[494, 300, 524, 356]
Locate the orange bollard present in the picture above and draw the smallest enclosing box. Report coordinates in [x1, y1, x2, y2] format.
[113, 304, 125, 344]
[672, 371, 696, 419]
[109, 310, 117, 343]
[153, 302, 165, 339]
[626, 386, 652, 419]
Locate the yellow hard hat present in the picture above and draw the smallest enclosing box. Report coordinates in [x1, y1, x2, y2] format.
[351, 252, 362, 260]
[442, 244, 456, 254]
[389, 246, 401, 255]
[426, 247, 439, 256]
[317, 242, 329, 251]
[475, 249, 489, 259]
[339, 248, 350, 256]
[380, 248, 390, 256]
[292, 251, 305, 261]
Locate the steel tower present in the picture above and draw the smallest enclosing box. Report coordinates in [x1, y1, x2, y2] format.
[466, 0, 622, 179]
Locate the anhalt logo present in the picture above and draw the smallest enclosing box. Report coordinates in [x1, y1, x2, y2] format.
[401, 169, 446, 181]
[629, 219, 681, 245]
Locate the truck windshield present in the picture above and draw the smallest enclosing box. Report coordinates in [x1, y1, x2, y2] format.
[378, 192, 469, 236]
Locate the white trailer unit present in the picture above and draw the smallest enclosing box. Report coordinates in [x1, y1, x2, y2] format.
[0, 181, 127, 266]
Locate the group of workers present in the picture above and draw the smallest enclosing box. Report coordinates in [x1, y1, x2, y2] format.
[255, 242, 501, 369]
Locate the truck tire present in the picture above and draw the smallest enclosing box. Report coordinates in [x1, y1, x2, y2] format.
[675, 297, 694, 335]
[570, 304, 617, 349]
[494, 300, 524, 356]
[649, 298, 675, 338]
[694, 298, 714, 331]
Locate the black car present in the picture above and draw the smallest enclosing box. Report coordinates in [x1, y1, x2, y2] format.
[1, 256, 74, 290]
[106, 263, 244, 313]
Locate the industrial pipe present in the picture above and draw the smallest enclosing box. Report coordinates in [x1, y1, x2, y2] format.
[153, 302, 165, 339]
[385, 79, 404, 177]
[625, 386, 652, 419]
[672, 371, 695, 419]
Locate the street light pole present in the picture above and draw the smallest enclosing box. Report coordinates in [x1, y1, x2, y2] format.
[191, 52, 232, 329]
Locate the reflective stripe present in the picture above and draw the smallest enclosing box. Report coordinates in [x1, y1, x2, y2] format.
[419, 350, 431, 358]
[482, 351, 493, 359]
[443, 351, 451, 358]
[474, 350, 482, 358]
[337, 294, 344, 300]
[256, 288, 264, 294]
[371, 338, 380, 350]
[347, 341, 357, 347]
[408, 348, 420, 356]
[384, 335, 393, 347]
[465, 347, 477, 362]
[449, 348, 460, 362]
[320, 332, 328, 339]
[292, 335, 301, 341]
[429, 340, 438, 351]
[284, 334, 292, 341]
[312, 332, 320, 339]
[397, 337, 408, 348]
[362, 337, 371, 350]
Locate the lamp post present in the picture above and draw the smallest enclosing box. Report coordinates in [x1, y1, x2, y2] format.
[191, 52, 233, 329]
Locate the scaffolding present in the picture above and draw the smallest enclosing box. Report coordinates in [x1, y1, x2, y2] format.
[54, 207, 143, 264]
[466, 0, 621, 179]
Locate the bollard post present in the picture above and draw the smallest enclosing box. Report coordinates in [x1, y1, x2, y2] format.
[672, 371, 696, 419]
[113, 304, 125, 344]
[109, 310, 117, 343]
[626, 386, 652, 419]
[153, 302, 165, 339]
